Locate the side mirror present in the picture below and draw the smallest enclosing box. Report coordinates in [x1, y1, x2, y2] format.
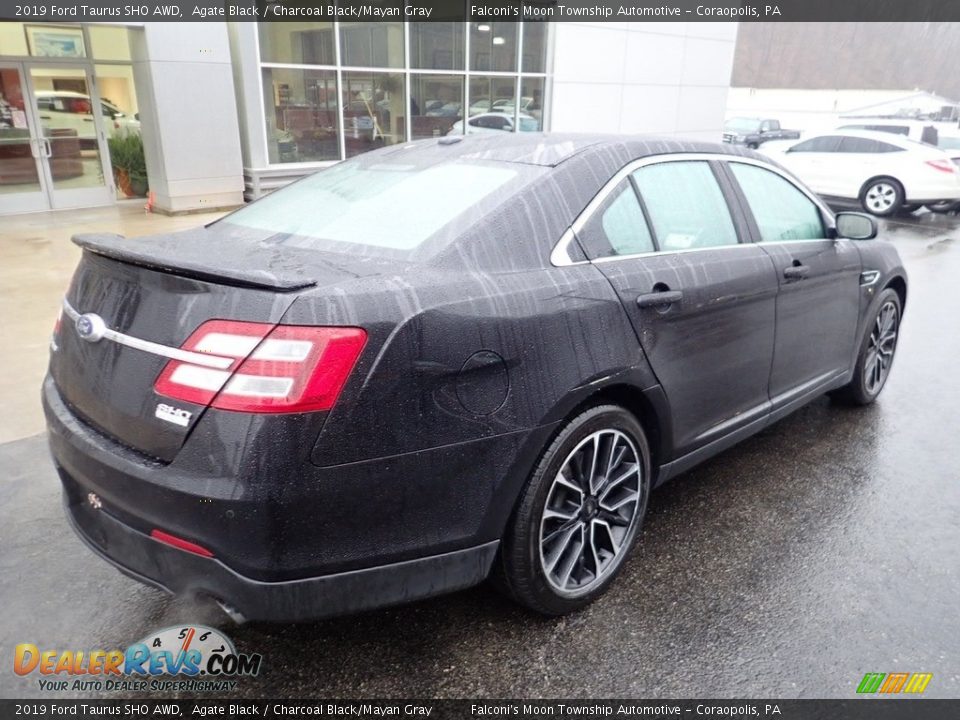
[835, 211, 877, 240]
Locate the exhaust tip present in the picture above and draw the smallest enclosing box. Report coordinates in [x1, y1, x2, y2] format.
[215, 599, 248, 625]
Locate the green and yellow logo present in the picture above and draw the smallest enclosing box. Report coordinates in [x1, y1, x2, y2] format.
[857, 672, 932, 694]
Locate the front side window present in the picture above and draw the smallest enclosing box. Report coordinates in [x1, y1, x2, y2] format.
[789, 136, 843, 153]
[632, 161, 739, 251]
[579, 181, 655, 259]
[729, 163, 825, 242]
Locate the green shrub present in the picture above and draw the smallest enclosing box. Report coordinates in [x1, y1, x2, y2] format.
[107, 131, 148, 187]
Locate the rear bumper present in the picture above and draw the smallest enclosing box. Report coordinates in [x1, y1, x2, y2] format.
[63, 483, 498, 622]
[43, 373, 539, 620]
[903, 180, 960, 203]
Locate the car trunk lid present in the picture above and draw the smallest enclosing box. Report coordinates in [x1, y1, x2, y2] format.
[50, 226, 397, 462]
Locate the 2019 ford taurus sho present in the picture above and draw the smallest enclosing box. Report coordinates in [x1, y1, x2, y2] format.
[44, 134, 907, 621]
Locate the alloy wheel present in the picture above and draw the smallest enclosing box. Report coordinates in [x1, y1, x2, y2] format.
[864, 300, 899, 395]
[864, 182, 897, 214]
[538, 429, 644, 597]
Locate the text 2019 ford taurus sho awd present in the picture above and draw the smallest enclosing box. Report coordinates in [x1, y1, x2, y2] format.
[44, 135, 907, 621]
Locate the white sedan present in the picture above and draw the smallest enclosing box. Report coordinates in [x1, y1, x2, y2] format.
[447, 112, 540, 135]
[762, 130, 960, 216]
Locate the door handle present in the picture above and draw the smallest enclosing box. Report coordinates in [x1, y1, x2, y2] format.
[42, 139, 52, 158]
[636, 289, 683, 308]
[783, 263, 810, 280]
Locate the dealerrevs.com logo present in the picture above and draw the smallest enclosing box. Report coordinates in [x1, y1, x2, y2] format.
[14, 625, 262, 693]
[856, 672, 933, 695]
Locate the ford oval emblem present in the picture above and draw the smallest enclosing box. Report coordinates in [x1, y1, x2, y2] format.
[75, 313, 107, 343]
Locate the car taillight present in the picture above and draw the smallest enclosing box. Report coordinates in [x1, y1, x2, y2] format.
[154, 320, 367, 414]
[925, 159, 957, 174]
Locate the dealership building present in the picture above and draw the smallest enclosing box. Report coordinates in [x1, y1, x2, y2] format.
[0, 20, 738, 215]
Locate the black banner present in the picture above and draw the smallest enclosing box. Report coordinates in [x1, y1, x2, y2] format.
[6, 0, 960, 23]
[1, 700, 959, 720]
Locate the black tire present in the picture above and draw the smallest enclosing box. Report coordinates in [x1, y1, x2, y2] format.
[494, 404, 651, 615]
[832, 288, 902, 406]
[859, 177, 904, 217]
[896, 204, 921, 216]
[927, 201, 959, 214]
[746, 142, 759, 150]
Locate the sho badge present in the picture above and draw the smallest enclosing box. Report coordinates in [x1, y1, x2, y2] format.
[155, 403, 192, 427]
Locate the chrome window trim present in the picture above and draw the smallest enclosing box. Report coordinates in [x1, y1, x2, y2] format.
[550, 153, 836, 267]
[61, 299, 235, 370]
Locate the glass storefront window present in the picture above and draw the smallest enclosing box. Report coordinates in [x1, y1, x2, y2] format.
[259, 22, 335, 66]
[410, 74, 463, 139]
[263, 67, 340, 164]
[0, 23, 28, 56]
[522, 22, 548, 73]
[339, 23, 403, 68]
[470, 22, 518, 72]
[89, 26, 131, 62]
[254, 22, 548, 165]
[342, 71, 404, 157]
[409, 22, 464, 70]
[468, 76, 517, 118]
[519, 76, 546, 131]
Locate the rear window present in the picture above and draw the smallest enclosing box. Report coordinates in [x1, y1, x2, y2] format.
[220, 159, 535, 255]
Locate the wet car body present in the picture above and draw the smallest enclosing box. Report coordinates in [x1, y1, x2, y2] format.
[44, 134, 907, 621]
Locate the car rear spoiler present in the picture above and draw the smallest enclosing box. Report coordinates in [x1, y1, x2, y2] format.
[72, 233, 317, 292]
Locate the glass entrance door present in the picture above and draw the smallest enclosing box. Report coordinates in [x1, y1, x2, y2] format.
[0, 63, 48, 214]
[27, 64, 113, 210]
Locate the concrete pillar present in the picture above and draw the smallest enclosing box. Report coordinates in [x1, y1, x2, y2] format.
[130, 23, 244, 214]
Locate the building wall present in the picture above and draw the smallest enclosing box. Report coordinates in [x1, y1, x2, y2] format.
[550, 22, 738, 141]
[131, 23, 244, 214]
[733, 22, 960, 100]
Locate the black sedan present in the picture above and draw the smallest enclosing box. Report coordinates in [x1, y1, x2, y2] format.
[44, 134, 906, 621]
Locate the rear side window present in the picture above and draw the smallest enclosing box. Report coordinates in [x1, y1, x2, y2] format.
[579, 181, 655, 259]
[838, 137, 882, 153]
[729, 163, 825, 242]
[220, 159, 532, 255]
[632, 161, 739, 251]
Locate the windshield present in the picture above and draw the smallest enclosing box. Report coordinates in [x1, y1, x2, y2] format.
[219, 158, 537, 256]
[725, 118, 761, 133]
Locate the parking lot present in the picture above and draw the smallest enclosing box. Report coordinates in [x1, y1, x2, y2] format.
[1, 207, 958, 699]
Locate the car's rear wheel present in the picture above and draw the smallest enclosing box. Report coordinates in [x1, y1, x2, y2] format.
[832, 288, 901, 405]
[495, 404, 651, 615]
[927, 201, 959, 214]
[860, 177, 904, 217]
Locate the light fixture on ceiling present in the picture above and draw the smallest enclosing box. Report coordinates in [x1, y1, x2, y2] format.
[477, 24, 491, 32]
[492, 36, 505, 45]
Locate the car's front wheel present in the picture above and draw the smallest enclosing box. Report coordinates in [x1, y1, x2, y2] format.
[832, 288, 902, 405]
[495, 404, 651, 615]
[860, 177, 904, 217]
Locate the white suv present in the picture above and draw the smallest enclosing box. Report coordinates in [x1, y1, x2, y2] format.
[34, 90, 139, 144]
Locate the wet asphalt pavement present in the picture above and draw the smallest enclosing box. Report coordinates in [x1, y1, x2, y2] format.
[2, 212, 959, 700]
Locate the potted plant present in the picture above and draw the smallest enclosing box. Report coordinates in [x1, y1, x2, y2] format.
[108, 131, 148, 197]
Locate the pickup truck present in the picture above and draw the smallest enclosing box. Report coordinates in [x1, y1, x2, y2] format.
[723, 117, 800, 149]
